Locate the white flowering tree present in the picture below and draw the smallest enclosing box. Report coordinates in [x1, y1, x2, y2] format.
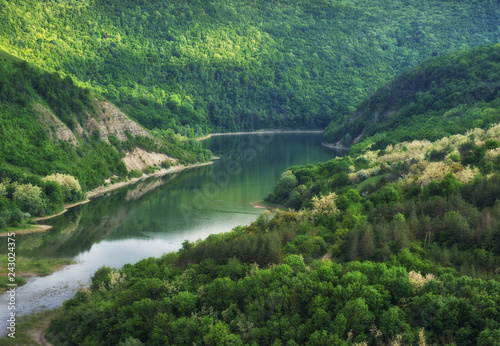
[43, 173, 83, 202]
[12, 183, 45, 215]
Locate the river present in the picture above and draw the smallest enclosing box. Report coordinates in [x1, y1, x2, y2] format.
[0, 132, 343, 333]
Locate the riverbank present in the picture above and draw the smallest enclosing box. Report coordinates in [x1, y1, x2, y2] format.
[34, 200, 92, 222]
[2, 160, 215, 235]
[86, 161, 214, 199]
[0, 224, 52, 237]
[0, 257, 75, 291]
[0, 308, 60, 344]
[250, 200, 282, 212]
[198, 129, 324, 141]
[321, 141, 348, 151]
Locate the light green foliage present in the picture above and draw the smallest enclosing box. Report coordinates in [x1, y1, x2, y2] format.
[203, 322, 243, 346]
[326, 44, 500, 147]
[0, 57, 211, 201]
[43, 173, 82, 202]
[283, 254, 307, 274]
[2, 1, 500, 131]
[0, 183, 6, 197]
[477, 329, 500, 346]
[43, 173, 81, 193]
[267, 171, 298, 204]
[12, 183, 45, 215]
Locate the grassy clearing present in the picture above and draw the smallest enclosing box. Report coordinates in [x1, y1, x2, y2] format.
[0, 223, 37, 234]
[356, 175, 383, 193]
[0, 308, 62, 345]
[0, 257, 75, 290]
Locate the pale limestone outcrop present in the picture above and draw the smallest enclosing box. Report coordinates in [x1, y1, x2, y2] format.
[92, 99, 150, 141]
[33, 103, 79, 145]
[78, 99, 150, 141]
[35, 99, 150, 144]
[122, 147, 176, 172]
[35, 99, 174, 174]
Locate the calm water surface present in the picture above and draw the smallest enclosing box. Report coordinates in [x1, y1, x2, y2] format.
[0, 133, 342, 331]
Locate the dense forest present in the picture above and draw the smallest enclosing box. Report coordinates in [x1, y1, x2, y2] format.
[46, 123, 500, 344]
[1, 0, 500, 131]
[46, 50, 500, 343]
[0, 54, 211, 228]
[4, 0, 500, 343]
[324, 44, 500, 148]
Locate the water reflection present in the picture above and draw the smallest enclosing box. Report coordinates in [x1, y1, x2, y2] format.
[0, 133, 343, 329]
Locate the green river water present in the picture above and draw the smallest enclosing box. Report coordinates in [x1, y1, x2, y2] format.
[0, 132, 343, 326]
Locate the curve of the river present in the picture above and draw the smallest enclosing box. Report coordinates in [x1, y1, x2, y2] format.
[0, 133, 344, 334]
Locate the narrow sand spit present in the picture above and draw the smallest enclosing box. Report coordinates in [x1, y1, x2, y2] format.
[198, 130, 324, 141]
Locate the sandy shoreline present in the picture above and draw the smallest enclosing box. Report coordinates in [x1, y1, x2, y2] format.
[0, 224, 52, 237]
[250, 201, 281, 212]
[198, 129, 324, 141]
[33, 200, 92, 222]
[86, 161, 213, 199]
[4, 161, 214, 234]
[321, 142, 348, 150]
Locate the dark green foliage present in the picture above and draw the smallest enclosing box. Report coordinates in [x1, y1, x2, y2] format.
[9, 208, 23, 226]
[46, 246, 500, 345]
[46, 151, 500, 344]
[160, 160, 171, 169]
[3, 1, 500, 132]
[325, 44, 500, 147]
[127, 170, 143, 179]
[43, 181, 64, 215]
[0, 57, 212, 215]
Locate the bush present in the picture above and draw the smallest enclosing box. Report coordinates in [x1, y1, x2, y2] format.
[142, 166, 157, 174]
[43, 180, 64, 213]
[9, 208, 23, 225]
[12, 184, 45, 215]
[127, 170, 143, 179]
[0, 217, 7, 229]
[43, 173, 82, 202]
[161, 160, 172, 169]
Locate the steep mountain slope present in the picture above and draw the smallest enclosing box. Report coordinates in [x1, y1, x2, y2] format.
[46, 123, 500, 345]
[1, 0, 500, 131]
[324, 44, 500, 149]
[0, 55, 211, 221]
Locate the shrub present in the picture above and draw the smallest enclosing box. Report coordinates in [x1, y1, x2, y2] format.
[9, 208, 23, 225]
[127, 170, 143, 179]
[43, 173, 82, 202]
[43, 180, 64, 213]
[142, 166, 157, 174]
[0, 217, 7, 229]
[12, 183, 45, 215]
[161, 160, 172, 169]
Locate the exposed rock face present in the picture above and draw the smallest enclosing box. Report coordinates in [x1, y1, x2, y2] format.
[36, 99, 150, 144]
[36, 98, 172, 173]
[85, 99, 151, 141]
[34, 103, 79, 145]
[122, 147, 176, 172]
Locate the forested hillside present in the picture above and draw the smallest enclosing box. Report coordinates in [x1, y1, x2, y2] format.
[46, 119, 500, 344]
[45, 48, 500, 342]
[0, 55, 211, 226]
[1, 0, 500, 131]
[324, 44, 500, 148]
[5, 1, 500, 343]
